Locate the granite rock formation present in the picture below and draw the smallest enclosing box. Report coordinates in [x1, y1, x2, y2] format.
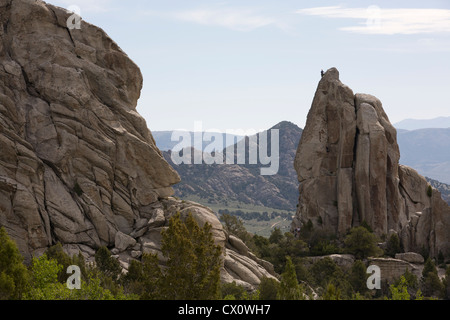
[293, 68, 450, 259]
[0, 0, 275, 290]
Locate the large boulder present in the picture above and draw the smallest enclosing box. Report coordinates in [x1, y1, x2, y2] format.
[293, 68, 450, 259]
[395, 252, 424, 264]
[0, 0, 276, 290]
[0, 0, 180, 260]
[367, 257, 422, 283]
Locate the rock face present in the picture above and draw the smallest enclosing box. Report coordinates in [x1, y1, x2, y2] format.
[293, 68, 450, 259]
[0, 0, 275, 290]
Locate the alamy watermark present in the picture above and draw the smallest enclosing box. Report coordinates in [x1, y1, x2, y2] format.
[366, 265, 381, 290]
[66, 5, 82, 30]
[170, 121, 279, 176]
[366, 5, 382, 32]
[66, 265, 81, 290]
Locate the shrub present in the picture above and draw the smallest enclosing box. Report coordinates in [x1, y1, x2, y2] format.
[45, 243, 76, 283]
[94, 246, 122, 281]
[258, 277, 279, 300]
[220, 213, 250, 243]
[427, 185, 433, 198]
[322, 283, 341, 300]
[268, 227, 283, 244]
[344, 226, 383, 259]
[310, 257, 341, 288]
[24, 254, 68, 300]
[157, 212, 222, 300]
[385, 233, 401, 257]
[421, 257, 444, 298]
[348, 260, 368, 294]
[277, 256, 303, 300]
[388, 276, 411, 300]
[0, 227, 30, 300]
[221, 282, 247, 300]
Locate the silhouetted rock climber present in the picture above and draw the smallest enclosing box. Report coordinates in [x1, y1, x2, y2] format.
[321, 70, 324, 77]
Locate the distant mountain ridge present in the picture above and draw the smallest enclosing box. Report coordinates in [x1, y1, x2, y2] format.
[394, 116, 450, 130]
[152, 131, 244, 151]
[426, 177, 450, 205]
[162, 121, 303, 211]
[155, 122, 450, 209]
[397, 128, 450, 184]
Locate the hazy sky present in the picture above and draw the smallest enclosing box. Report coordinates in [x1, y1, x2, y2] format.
[48, 0, 450, 132]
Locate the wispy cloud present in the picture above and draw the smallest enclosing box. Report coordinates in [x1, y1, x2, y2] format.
[297, 6, 450, 35]
[155, 7, 288, 32]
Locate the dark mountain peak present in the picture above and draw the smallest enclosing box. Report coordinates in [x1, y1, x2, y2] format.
[270, 121, 302, 131]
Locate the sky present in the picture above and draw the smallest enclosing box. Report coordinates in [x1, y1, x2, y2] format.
[47, 0, 450, 133]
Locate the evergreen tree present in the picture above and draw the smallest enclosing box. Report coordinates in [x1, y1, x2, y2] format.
[385, 233, 401, 257]
[157, 212, 222, 300]
[258, 276, 279, 300]
[252, 234, 270, 258]
[398, 269, 418, 296]
[388, 276, 410, 300]
[268, 227, 283, 244]
[220, 213, 250, 243]
[422, 257, 437, 277]
[344, 226, 383, 259]
[94, 246, 122, 281]
[221, 281, 248, 300]
[309, 257, 352, 298]
[389, 269, 419, 299]
[136, 253, 163, 300]
[310, 257, 341, 288]
[277, 256, 303, 300]
[421, 257, 444, 298]
[122, 258, 145, 296]
[322, 283, 341, 300]
[0, 227, 30, 299]
[402, 268, 418, 288]
[348, 260, 367, 294]
[45, 243, 74, 283]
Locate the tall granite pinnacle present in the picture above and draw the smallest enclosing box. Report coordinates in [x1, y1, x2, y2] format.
[293, 68, 450, 258]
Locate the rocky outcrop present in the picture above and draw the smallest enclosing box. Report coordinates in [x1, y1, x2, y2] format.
[367, 257, 422, 283]
[114, 197, 277, 290]
[0, 0, 179, 259]
[395, 252, 424, 264]
[0, 0, 275, 290]
[293, 68, 450, 259]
